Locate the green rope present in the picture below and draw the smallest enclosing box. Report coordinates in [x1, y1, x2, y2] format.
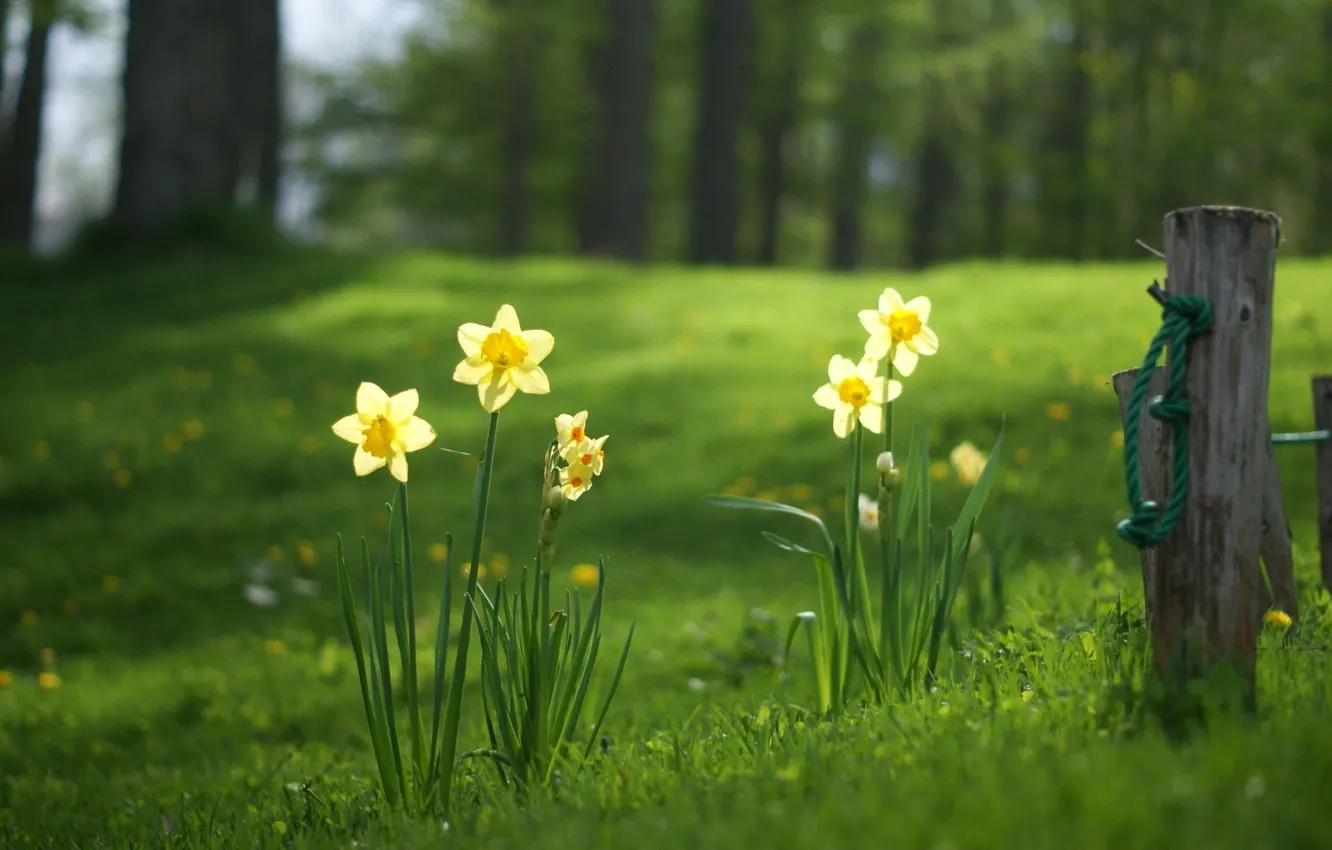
[1118, 294, 1213, 549]
[1272, 429, 1332, 445]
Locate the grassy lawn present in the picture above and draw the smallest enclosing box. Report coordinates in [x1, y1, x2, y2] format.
[1, 248, 1330, 847]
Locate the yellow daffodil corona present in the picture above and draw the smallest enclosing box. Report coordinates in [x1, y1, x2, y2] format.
[561, 434, 608, 474]
[559, 461, 596, 501]
[454, 304, 554, 412]
[332, 383, 437, 482]
[858, 288, 939, 377]
[814, 355, 901, 438]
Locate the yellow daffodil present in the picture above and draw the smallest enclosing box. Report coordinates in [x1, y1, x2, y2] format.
[949, 441, 988, 486]
[331, 382, 437, 483]
[813, 355, 901, 438]
[454, 304, 554, 412]
[555, 411, 589, 452]
[561, 434, 608, 475]
[559, 461, 596, 501]
[859, 288, 939, 377]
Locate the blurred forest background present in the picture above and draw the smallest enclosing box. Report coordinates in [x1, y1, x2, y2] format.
[2, 0, 1331, 268]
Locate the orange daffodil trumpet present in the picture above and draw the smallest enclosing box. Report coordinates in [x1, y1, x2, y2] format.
[814, 355, 901, 438]
[331, 382, 437, 482]
[858, 287, 938, 377]
[554, 411, 609, 502]
[454, 304, 555, 412]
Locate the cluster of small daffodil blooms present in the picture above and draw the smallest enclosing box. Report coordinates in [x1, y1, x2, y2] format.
[325, 304, 630, 814]
[709, 286, 1002, 717]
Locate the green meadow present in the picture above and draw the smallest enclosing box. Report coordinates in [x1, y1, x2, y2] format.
[2, 250, 1330, 848]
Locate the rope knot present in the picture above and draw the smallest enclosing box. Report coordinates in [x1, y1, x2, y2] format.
[1116, 500, 1164, 548]
[1147, 393, 1190, 423]
[1163, 294, 1213, 339]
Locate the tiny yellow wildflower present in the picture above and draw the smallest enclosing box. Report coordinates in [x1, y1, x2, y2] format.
[102, 575, 119, 593]
[428, 542, 448, 563]
[859, 288, 939, 377]
[804, 504, 824, 517]
[234, 353, 256, 374]
[461, 562, 487, 581]
[949, 442, 988, 486]
[1110, 430, 1125, 450]
[813, 355, 899, 438]
[102, 449, 120, 470]
[1045, 402, 1071, 422]
[274, 398, 295, 418]
[63, 598, 79, 615]
[570, 564, 600, 588]
[1015, 448, 1031, 465]
[267, 545, 285, 563]
[20, 610, 38, 628]
[183, 420, 205, 439]
[489, 552, 510, 579]
[264, 640, 288, 655]
[454, 304, 554, 412]
[788, 483, 813, 501]
[559, 461, 596, 501]
[114, 469, 133, 488]
[0, 671, 12, 688]
[298, 435, 320, 454]
[33, 441, 50, 461]
[38, 672, 60, 690]
[162, 433, 183, 454]
[297, 541, 318, 567]
[76, 401, 94, 422]
[331, 382, 437, 482]
[991, 347, 1011, 366]
[39, 648, 55, 665]
[929, 460, 950, 481]
[1264, 610, 1293, 631]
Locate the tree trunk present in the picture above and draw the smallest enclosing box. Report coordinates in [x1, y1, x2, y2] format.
[904, 100, 956, 270]
[113, 0, 241, 233]
[1037, 18, 1090, 259]
[755, 0, 805, 266]
[978, 0, 1011, 258]
[496, 0, 540, 257]
[0, 4, 53, 250]
[579, 0, 658, 262]
[688, 0, 750, 265]
[827, 25, 883, 271]
[1311, 8, 1332, 254]
[231, 0, 282, 216]
[0, 0, 11, 113]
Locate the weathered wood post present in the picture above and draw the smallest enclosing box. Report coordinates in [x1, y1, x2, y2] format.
[1119, 206, 1279, 717]
[1316, 376, 1332, 589]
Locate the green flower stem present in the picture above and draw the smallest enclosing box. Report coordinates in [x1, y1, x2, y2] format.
[437, 410, 501, 811]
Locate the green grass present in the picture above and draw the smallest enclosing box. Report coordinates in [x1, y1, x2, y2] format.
[1, 249, 1331, 847]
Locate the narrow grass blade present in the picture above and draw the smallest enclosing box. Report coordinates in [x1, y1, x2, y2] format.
[703, 494, 836, 554]
[397, 482, 424, 784]
[369, 523, 407, 802]
[582, 622, 635, 758]
[336, 535, 396, 805]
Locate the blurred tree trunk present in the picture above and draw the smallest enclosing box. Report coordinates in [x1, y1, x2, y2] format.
[904, 106, 956, 270]
[0, 0, 10, 112]
[755, 0, 805, 266]
[578, 0, 658, 261]
[231, 0, 282, 217]
[979, 0, 1012, 258]
[1037, 14, 1091, 259]
[0, 1, 54, 250]
[827, 25, 883, 271]
[113, 0, 241, 233]
[688, 0, 750, 264]
[495, 1, 540, 257]
[1312, 6, 1332, 253]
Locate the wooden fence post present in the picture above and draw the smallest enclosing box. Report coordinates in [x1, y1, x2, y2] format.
[1260, 436, 1298, 620]
[1316, 376, 1332, 590]
[1152, 206, 1279, 711]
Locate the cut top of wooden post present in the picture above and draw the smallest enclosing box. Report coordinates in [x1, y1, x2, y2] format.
[1153, 206, 1278, 692]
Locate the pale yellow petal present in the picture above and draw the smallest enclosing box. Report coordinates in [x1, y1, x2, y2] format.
[905, 295, 931, 324]
[893, 345, 919, 377]
[827, 355, 856, 384]
[493, 304, 522, 333]
[832, 404, 856, 438]
[858, 309, 884, 336]
[479, 375, 518, 412]
[356, 382, 389, 416]
[388, 388, 419, 421]
[395, 417, 436, 452]
[353, 447, 386, 476]
[885, 379, 903, 402]
[453, 357, 491, 385]
[813, 384, 840, 410]
[519, 329, 554, 364]
[913, 325, 939, 356]
[556, 411, 588, 445]
[867, 377, 887, 405]
[458, 323, 491, 356]
[388, 451, 409, 483]
[864, 334, 891, 361]
[877, 288, 905, 314]
[510, 363, 551, 395]
[854, 356, 880, 383]
[331, 413, 365, 444]
[858, 403, 884, 434]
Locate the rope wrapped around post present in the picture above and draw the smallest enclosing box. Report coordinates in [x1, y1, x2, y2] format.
[1118, 294, 1213, 548]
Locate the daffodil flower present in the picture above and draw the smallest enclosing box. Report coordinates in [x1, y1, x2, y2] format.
[859, 288, 939, 377]
[561, 434, 607, 475]
[559, 461, 596, 501]
[454, 304, 554, 412]
[857, 493, 879, 532]
[555, 411, 589, 452]
[813, 355, 901, 438]
[331, 382, 437, 482]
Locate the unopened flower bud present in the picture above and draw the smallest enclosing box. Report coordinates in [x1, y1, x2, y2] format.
[875, 452, 895, 475]
[544, 486, 568, 513]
